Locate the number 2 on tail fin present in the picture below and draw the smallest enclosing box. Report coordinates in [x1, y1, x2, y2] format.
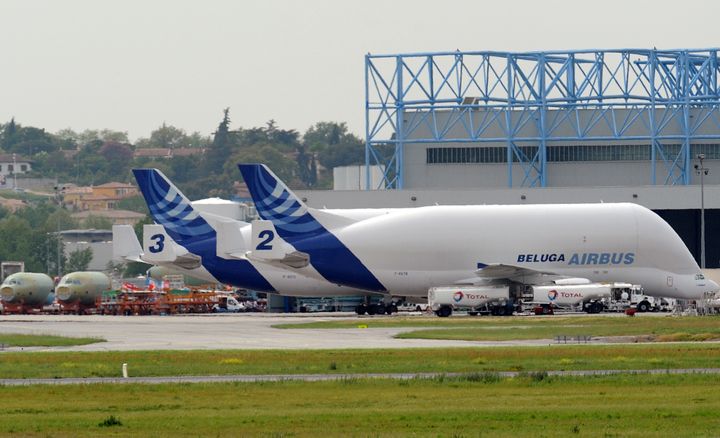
[256, 230, 274, 250]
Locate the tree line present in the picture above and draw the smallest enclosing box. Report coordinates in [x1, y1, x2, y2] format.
[0, 110, 381, 276]
[0, 109, 370, 199]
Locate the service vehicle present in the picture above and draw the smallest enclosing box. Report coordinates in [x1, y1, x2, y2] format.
[213, 295, 245, 313]
[530, 284, 611, 314]
[429, 285, 516, 317]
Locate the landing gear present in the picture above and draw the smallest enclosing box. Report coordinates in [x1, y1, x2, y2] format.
[355, 302, 398, 316]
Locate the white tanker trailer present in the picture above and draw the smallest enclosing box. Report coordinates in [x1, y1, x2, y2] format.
[0, 273, 55, 313]
[530, 284, 611, 314]
[55, 272, 111, 313]
[429, 285, 516, 317]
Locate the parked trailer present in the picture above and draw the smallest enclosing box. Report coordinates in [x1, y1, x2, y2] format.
[529, 284, 611, 314]
[96, 290, 219, 315]
[429, 286, 515, 317]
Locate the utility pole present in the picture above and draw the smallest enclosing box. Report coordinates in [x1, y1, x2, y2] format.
[694, 154, 709, 269]
[54, 185, 64, 278]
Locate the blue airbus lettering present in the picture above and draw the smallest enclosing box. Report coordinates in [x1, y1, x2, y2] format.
[517, 252, 635, 265]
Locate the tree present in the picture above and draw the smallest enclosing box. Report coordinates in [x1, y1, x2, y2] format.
[57, 128, 129, 146]
[117, 196, 149, 214]
[304, 122, 365, 170]
[66, 247, 93, 272]
[1, 118, 17, 150]
[138, 123, 191, 149]
[44, 209, 78, 232]
[100, 141, 133, 180]
[5, 125, 61, 156]
[203, 108, 234, 173]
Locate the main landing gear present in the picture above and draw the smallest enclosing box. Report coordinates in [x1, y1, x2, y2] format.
[355, 301, 398, 315]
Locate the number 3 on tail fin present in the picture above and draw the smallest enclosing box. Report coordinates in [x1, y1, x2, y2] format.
[148, 233, 165, 253]
[256, 230, 274, 250]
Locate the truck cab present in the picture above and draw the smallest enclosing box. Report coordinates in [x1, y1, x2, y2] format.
[213, 296, 245, 313]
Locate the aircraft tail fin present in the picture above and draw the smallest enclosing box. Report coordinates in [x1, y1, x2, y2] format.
[238, 164, 328, 240]
[132, 169, 216, 244]
[112, 225, 144, 263]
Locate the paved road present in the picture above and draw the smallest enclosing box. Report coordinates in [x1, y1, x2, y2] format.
[0, 313, 558, 351]
[2, 368, 719, 386]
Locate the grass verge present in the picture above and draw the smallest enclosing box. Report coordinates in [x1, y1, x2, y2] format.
[0, 333, 104, 347]
[277, 315, 720, 342]
[1, 344, 719, 379]
[0, 374, 718, 436]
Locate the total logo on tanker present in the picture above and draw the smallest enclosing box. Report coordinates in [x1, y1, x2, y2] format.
[453, 291, 488, 303]
[547, 289, 584, 301]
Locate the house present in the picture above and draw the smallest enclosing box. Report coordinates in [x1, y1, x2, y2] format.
[133, 148, 204, 159]
[0, 154, 32, 180]
[61, 182, 138, 211]
[93, 182, 138, 199]
[71, 209, 146, 226]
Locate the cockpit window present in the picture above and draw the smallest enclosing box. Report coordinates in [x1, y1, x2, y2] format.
[695, 274, 705, 280]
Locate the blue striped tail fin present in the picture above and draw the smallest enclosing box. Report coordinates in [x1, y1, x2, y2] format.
[133, 169, 216, 244]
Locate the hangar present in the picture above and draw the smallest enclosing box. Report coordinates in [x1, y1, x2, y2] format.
[309, 49, 720, 267]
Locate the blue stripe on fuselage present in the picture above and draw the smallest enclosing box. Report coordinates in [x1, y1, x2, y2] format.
[183, 238, 276, 292]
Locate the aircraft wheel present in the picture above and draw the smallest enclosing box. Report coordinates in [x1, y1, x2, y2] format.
[354, 305, 367, 315]
[367, 305, 378, 315]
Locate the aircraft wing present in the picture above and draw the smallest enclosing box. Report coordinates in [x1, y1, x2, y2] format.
[472, 263, 588, 285]
[475, 263, 558, 279]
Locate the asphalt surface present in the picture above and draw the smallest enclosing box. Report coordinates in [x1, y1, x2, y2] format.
[2, 368, 719, 386]
[0, 313, 559, 351]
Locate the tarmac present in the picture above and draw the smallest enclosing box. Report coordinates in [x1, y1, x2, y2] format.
[0, 313, 557, 352]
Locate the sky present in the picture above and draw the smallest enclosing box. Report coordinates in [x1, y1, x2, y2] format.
[0, 0, 718, 141]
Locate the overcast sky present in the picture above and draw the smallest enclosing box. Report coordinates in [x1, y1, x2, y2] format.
[0, 0, 718, 141]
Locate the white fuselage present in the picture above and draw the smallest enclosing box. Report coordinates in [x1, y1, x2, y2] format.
[316, 203, 715, 300]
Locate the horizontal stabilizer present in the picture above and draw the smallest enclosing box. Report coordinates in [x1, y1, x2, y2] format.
[216, 220, 247, 259]
[112, 225, 144, 263]
[142, 224, 202, 269]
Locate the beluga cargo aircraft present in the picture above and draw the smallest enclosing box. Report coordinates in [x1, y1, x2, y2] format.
[130, 165, 718, 315]
[236, 164, 718, 306]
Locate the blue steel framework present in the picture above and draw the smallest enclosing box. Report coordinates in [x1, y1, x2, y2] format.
[365, 49, 720, 189]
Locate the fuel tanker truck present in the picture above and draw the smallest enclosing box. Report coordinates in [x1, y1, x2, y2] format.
[429, 285, 517, 317]
[55, 271, 111, 313]
[0, 273, 55, 313]
[429, 283, 613, 317]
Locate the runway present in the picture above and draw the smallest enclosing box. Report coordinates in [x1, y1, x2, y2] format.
[0, 313, 555, 351]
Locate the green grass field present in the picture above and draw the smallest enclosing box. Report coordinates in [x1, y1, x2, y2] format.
[0, 333, 104, 348]
[1, 344, 719, 379]
[0, 374, 717, 437]
[276, 315, 720, 342]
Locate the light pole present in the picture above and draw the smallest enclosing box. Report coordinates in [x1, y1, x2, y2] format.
[694, 154, 709, 269]
[12, 153, 17, 191]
